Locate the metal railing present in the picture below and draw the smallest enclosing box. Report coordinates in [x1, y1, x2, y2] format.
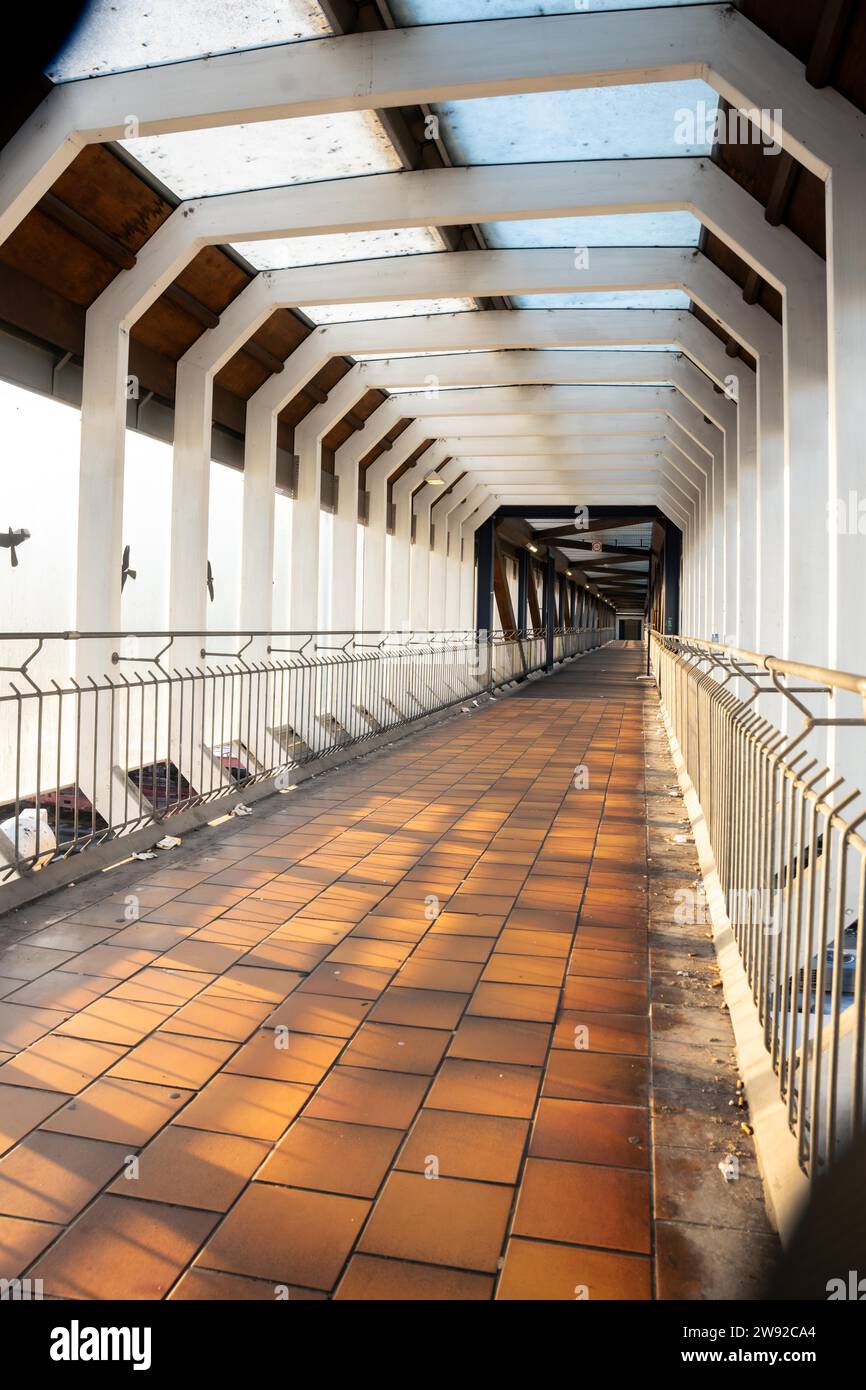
[0, 625, 613, 882]
[651, 631, 866, 1180]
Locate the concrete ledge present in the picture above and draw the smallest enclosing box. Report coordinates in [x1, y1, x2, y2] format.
[657, 701, 810, 1245]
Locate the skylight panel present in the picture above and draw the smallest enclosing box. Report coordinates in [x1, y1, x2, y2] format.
[303, 299, 476, 325]
[546, 345, 680, 353]
[483, 212, 702, 248]
[432, 80, 719, 165]
[49, 0, 329, 80]
[234, 228, 447, 271]
[390, 1, 717, 21]
[121, 111, 401, 200]
[512, 291, 690, 310]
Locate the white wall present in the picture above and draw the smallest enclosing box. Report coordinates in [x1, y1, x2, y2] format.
[272, 493, 293, 630]
[120, 431, 172, 632]
[207, 460, 243, 631]
[0, 380, 79, 641]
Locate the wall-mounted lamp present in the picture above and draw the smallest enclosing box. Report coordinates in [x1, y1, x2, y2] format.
[527, 542, 538, 554]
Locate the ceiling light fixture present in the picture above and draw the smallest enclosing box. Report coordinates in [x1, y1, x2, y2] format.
[425, 474, 445, 485]
[527, 542, 538, 553]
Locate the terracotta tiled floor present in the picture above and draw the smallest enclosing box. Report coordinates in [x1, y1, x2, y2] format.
[0, 643, 776, 1299]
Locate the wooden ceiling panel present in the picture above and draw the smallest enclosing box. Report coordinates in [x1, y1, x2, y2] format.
[323, 419, 356, 450]
[175, 246, 249, 315]
[133, 298, 209, 359]
[254, 308, 309, 357]
[0, 207, 117, 305]
[51, 145, 170, 252]
[214, 352, 271, 399]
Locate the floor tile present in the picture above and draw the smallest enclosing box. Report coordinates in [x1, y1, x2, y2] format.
[497, 1237, 652, 1300]
[369, 986, 469, 1030]
[512, 1157, 651, 1253]
[448, 1016, 551, 1066]
[265, 991, 372, 1038]
[40, 1076, 194, 1145]
[425, 1058, 541, 1119]
[335, 1253, 494, 1300]
[0, 1035, 127, 1094]
[178, 1074, 311, 1140]
[259, 1116, 402, 1198]
[542, 1050, 649, 1106]
[304, 1065, 427, 1129]
[0, 1000, 70, 1052]
[339, 1022, 450, 1076]
[467, 981, 559, 1024]
[397, 1108, 528, 1184]
[0, 1213, 63, 1278]
[0, 1131, 129, 1223]
[358, 1171, 512, 1273]
[170, 1267, 325, 1300]
[30, 1194, 217, 1298]
[107, 1033, 236, 1090]
[225, 1029, 342, 1086]
[530, 1097, 649, 1169]
[0, 1083, 68, 1155]
[109, 1127, 269, 1211]
[197, 1182, 369, 1291]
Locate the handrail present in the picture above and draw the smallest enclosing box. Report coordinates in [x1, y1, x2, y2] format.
[650, 629, 866, 1180]
[0, 626, 614, 887]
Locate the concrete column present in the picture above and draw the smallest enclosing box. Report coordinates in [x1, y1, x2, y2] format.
[411, 463, 460, 629]
[755, 355, 785, 656]
[826, 165, 866, 783]
[362, 473, 388, 633]
[784, 278, 829, 668]
[170, 360, 212, 633]
[429, 478, 477, 630]
[445, 488, 486, 628]
[240, 403, 279, 633]
[331, 452, 359, 632]
[737, 369, 759, 651]
[288, 426, 320, 632]
[76, 317, 127, 638]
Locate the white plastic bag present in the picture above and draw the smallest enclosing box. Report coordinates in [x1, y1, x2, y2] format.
[0, 807, 57, 859]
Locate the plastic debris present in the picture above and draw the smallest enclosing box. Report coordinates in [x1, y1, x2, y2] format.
[132, 851, 157, 861]
[0, 807, 56, 859]
[156, 835, 182, 850]
[230, 803, 253, 818]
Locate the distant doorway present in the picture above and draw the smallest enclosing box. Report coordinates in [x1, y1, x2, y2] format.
[618, 619, 643, 640]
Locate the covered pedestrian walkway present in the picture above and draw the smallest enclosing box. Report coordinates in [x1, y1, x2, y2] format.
[1, 0, 866, 1311]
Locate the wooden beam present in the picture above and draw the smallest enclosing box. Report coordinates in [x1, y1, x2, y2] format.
[526, 563, 542, 629]
[40, 193, 137, 270]
[242, 339, 285, 375]
[163, 283, 220, 330]
[493, 537, 518, 638]
[806, 0, 856, 86]
[742, 267, 762, 305]
[764, 151, 800, 227]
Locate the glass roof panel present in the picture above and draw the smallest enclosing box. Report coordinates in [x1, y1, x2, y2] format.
[50, 0, 329, 80]
[390, 1, 716, 19]
[483, 212, 702, 248]
[234, 228, 447, 271]
[121, 111, 401, 199]
[512, 291, 689, 310]
[303, 299, 476, 324]
[433, 80, 718, 165]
